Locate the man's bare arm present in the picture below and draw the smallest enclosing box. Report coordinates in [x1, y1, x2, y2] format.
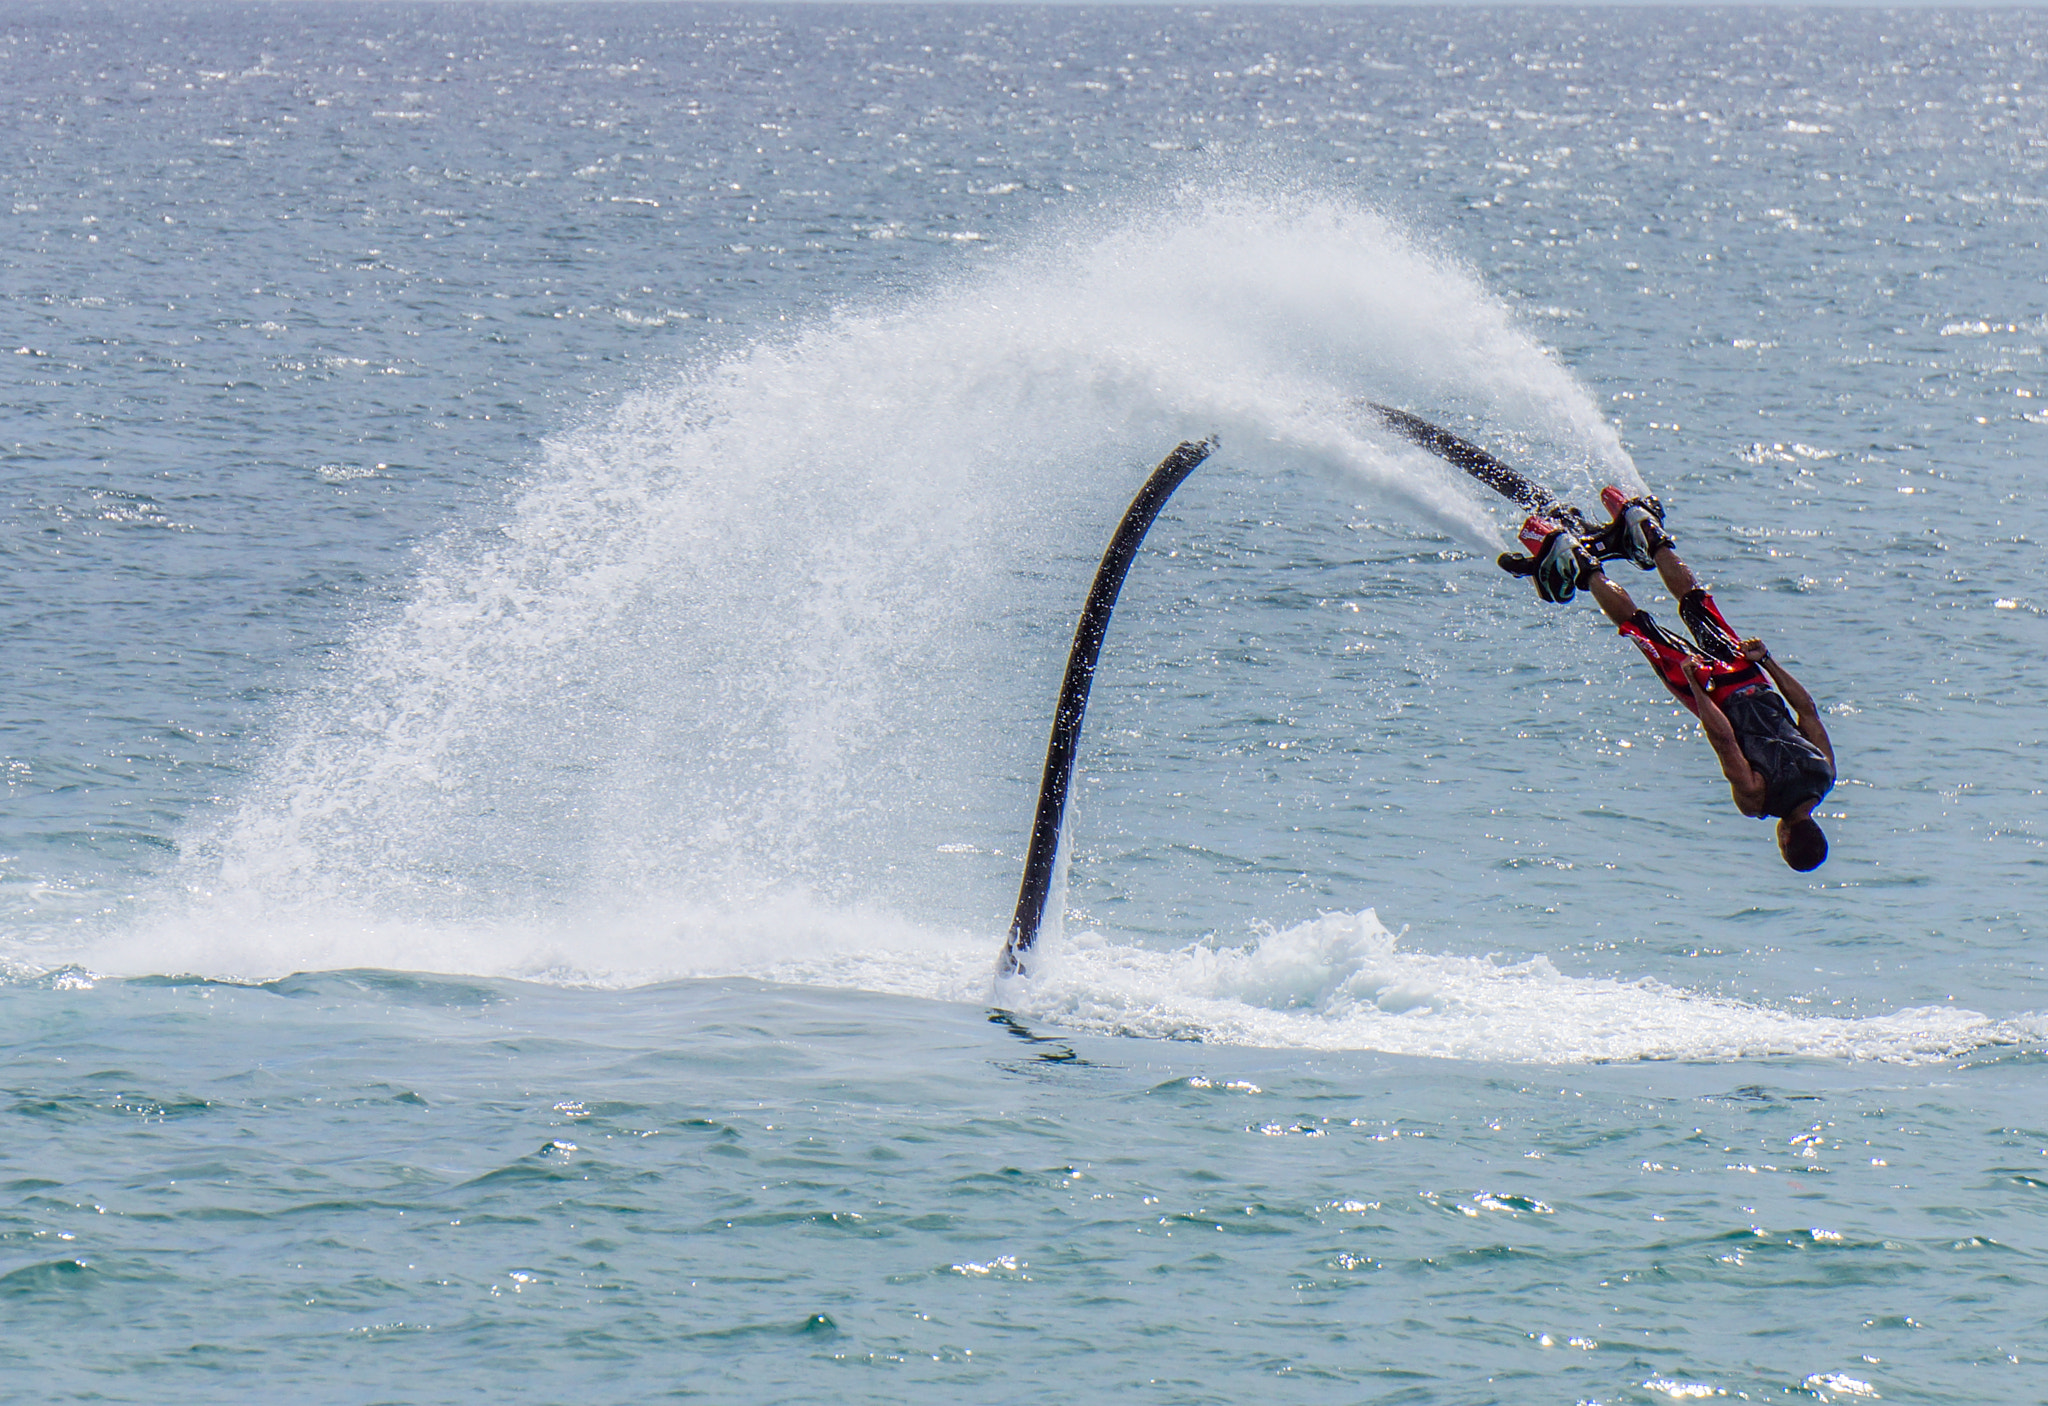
[1741, 638, 1833, 764]
[1687, 661, 1766, 812]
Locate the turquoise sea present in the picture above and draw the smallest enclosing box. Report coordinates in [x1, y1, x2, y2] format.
[4, 4, 2045, 1401]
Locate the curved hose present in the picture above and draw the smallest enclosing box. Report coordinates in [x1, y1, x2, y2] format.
[999, 438, 1215, 977]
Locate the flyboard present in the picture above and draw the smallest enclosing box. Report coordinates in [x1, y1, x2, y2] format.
[999, 438, 1215, 978]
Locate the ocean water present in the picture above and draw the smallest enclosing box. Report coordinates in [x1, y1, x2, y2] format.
[3, 3, 2045, 1401]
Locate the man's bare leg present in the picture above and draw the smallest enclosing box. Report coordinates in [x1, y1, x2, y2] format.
[1584, 567, 1639, 629]
[1653, 543, 1700, 603]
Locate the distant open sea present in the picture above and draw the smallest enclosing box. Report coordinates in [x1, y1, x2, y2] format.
[4, 4, 2044, 1401]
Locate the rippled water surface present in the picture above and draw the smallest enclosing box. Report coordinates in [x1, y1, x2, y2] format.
[4, 4, 2045, 1401]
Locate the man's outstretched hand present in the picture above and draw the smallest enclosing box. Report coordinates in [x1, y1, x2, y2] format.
[1739, 637, 1769, 663]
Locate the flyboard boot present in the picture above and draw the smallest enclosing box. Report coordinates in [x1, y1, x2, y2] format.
[1497, 516, 1594, 604]
[1596, 486, 1671, 571]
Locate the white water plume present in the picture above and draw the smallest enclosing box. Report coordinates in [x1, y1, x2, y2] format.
[120, 186, 1638, 984]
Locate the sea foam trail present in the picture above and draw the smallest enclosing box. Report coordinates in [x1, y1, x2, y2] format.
[716, 909, 2036, 1066]
[74, 903, 2036, 1067]
[112, 185, 1634, 977]
[998, 912, 2036, 1065]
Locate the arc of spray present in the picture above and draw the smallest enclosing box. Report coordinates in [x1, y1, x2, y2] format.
[1000, 437, 1216, 978]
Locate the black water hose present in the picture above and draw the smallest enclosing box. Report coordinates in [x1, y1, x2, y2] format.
[1367, 402, 1591, 535]
[999, 437, 1215, 977]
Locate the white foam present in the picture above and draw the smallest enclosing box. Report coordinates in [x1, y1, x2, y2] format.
[994, 911, 2036, 1065]
[70, 895, 2038, 1066]
[88, 889, 995, 998]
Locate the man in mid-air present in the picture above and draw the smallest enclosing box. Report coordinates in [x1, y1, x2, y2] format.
[1502, 493, 1837, 871]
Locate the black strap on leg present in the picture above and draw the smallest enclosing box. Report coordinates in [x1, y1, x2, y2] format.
[1630, 608, 1690, 655]
[1677, 589, 1743, 664]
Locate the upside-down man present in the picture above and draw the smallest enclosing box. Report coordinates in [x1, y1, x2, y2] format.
[1503, 493, 1836, 871]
